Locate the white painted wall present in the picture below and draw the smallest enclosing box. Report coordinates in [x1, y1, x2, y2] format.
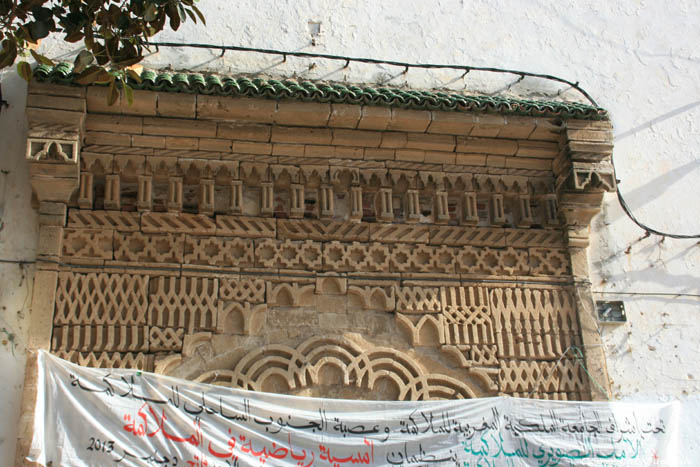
[2, 0, 698, 464]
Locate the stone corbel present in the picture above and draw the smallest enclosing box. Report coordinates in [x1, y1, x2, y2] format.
[26, 107, 84, 205]
[555, 119, 616, 248]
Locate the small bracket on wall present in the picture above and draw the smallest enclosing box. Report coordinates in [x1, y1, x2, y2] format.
[596, 300, 626, 324]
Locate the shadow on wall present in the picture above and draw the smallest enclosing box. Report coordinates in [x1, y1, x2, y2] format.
[593, 238, 700, 297]
[605, 158, 700, 227]
[614, 101, 700, 142]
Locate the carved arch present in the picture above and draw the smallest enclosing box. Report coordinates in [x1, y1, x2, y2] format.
[177, 336, 478, 401]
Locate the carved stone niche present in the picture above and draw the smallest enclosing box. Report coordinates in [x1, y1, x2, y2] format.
[25, 107, 84, 204]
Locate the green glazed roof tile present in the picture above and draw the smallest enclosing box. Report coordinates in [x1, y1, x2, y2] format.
[33, 63, 608, 120]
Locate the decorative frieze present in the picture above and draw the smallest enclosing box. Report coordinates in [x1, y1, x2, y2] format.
[24, 83, 614, 408]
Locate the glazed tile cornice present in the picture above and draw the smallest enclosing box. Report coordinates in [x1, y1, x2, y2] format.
[33, 63, 609, 121]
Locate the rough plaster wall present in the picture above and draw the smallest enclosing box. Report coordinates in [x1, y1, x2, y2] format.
[0, 72, 36, 464]
[1, 0, 699, 464]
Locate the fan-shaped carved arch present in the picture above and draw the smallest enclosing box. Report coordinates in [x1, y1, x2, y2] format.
[187, 336, 478, 400]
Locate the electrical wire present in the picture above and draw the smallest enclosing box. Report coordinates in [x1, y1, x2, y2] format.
[611, 122, 700, 238]
[592, 290, 700, 299]
[143, 41, 600, 107]
[615, 184, 700, 239]
[143, 41, 700, 238]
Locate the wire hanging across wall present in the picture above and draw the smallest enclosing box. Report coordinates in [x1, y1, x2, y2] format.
[143, 41, 700, 240]
[143, 41, 601, 106]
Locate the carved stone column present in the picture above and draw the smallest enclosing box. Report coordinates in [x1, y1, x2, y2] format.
[349, 185, 362, 222]
[261, 182, 274, 216]
[229, 180, 243, 214]
[556, 119, 615, 401]
[462, 191, 478, 225]
[405, 189, 420, 223]
[290, 183, 304, 218]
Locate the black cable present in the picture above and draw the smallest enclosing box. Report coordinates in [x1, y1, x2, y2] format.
[611, 145, 700, 239]
[0, 258, 36, 264]
[143, 41, 600, 107]
[614, 185, 700, 239]
[593, 290, 700, 298]
[142, 41, 700, 237]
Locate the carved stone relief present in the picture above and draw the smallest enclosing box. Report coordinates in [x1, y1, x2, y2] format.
[22, 86, 616, 410]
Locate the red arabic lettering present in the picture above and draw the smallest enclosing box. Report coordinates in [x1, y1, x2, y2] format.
[318, 438, 375, 466]
[122, 404, 203, 447]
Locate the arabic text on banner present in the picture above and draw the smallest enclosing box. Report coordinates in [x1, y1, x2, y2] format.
[29, 351, 678, 466]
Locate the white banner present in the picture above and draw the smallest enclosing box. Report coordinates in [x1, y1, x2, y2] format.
[30, 351, 678, 466]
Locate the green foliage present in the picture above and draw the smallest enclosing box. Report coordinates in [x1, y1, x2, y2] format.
[0, 0, 205, 89]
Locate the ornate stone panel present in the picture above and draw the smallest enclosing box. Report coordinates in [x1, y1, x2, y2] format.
[22, 82, 615, 454]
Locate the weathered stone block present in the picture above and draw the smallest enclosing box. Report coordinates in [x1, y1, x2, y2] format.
[328, 104, 361, 128]
[275, 101, 330, 127]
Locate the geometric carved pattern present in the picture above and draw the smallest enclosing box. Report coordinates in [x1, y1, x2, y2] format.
[114, 232, 184, 263]
[346, 285, 395, 311]
[320, 242, 541, 275]
[219, 278, 266, 303]
[504, 229, 565, 248]
[31, 85, 606, 406]
[141, 212, 216, 236]
[322, 241, 390, 272]
[369, 224, 430, 243]
[51, 325, 148, 352]
[54, 272, 148, 325]
[267, 282, 315, 307]
[395, 313, 444, 346]
[278, 219, 369, 242]
[395, 286, 441, 313]
[216, 215, 276, 238]
[498, 360, 588, 396]
[255, 239, 323, 269]
[428, 226, 508, 247]
[442, 344, 499, 367]
[148, 277, 218, 332]
[53, 351, 153, 371]
[440, 286, 493, 345]
[60, 226, 571, 279]
[455, 246, 529, 275]
[529, 248, 570, 275]
[490, 287, 580, 361]
[26, 138, 78, 162]
[67, 210, 140, 231]
[61, 228, 113, 259]
[149, 327, 185, 352]
[217, 302, 266, 335]
[183, 236, 254, 267]
[192, 336, 478, 400]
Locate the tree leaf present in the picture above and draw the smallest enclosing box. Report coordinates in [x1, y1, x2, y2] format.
[30, 49, 54, 66]
[94, 70, 114, 84]
[113, 56, 143, 69]
[32, 7, 53, 22]
[127, 68, 143, 84]
[191, 5, 206, 25]
[17, 61, 32, 82]
[184, 8, 196, 23]
[72, 49, 94, 73]
[124, 83, 134, 107]
[167, 2, 181, 30]
[107, 79, 119, 106]
[0, 40, 18, 69]
[144, 3, 158, 22]
[74, 65, 103, 85]
[29, 20, 51, 41]
[64, 31, 84, 43]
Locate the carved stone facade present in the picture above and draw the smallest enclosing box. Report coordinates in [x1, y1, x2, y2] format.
[16, 79, 615, 464]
